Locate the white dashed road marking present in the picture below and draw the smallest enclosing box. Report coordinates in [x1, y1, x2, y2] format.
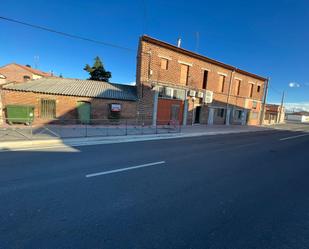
[86, 161, 166, 178]
[279, 133, 309, 141]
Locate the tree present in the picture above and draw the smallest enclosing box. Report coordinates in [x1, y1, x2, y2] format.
[84, 56, 111, 82]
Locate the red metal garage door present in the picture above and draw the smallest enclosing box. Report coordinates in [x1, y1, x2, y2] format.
[157, 99, 184, 125]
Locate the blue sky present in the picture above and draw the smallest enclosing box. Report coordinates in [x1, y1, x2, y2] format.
[1, 0, 308, 106]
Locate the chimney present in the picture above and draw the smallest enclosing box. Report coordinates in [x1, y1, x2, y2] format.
[177, 38, 181, 48]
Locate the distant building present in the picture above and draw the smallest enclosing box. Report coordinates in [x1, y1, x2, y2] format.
[0, 63, 53, 84]
[136, 35, 267, 126]
[286, 112, 309, 123]
[0, 73, 6, 85]
[263, 104, 285, 125]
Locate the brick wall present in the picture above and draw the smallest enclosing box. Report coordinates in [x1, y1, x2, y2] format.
[0, 64, 39, 83]
[0, 64, 52, 83]
[136, 36, 267, 126]
[1, 90, 138, 124]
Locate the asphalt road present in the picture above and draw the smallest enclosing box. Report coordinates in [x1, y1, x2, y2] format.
[1, 129, 309, 249]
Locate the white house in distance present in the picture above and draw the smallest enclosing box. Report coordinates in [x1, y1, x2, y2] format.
[286, 112, 309, 123]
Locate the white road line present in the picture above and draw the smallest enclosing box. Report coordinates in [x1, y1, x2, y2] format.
[280, 133, 309, 141]
[85, 161, 166, 178]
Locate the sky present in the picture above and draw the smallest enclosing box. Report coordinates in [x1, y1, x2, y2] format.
[1, 0, 309, 109]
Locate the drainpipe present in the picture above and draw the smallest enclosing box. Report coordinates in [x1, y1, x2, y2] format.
[225, 69, 235, 125]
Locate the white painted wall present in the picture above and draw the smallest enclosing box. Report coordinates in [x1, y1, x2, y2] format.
[301, 116, 309, 123]
[287, 114, 309, 123]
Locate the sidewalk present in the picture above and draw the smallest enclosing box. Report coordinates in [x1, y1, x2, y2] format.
[0, 125, 270, 151]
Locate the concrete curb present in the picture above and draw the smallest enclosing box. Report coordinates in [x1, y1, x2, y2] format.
[0, 128, 269, 151]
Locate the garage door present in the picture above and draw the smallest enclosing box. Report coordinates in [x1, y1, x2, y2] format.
[157, 99, 184, 125]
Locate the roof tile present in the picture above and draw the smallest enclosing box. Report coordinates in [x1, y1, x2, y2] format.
[3, 78, 137, 101]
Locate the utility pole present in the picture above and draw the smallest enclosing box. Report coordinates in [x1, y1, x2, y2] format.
[278, 91, 285, 123]
[225, 69, 235, 125]
[260, 77, 270, 125]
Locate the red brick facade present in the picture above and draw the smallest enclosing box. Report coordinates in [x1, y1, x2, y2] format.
[1, 90, 137, 124]
[0, 63, 52, 83]
[136, 36, 267, 126]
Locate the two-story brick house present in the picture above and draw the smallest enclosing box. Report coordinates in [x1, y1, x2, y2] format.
[136, 35, 268, 126]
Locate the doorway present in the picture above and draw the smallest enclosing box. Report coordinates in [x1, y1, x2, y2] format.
[170, 104, 180, 124]
[194, 106, 201, 123]
[77, 101, 91, 124]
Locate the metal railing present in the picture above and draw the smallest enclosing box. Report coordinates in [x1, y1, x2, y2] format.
[0, 118, 181, 141]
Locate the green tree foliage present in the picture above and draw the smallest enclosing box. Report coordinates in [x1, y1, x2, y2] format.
[84, 56, 112, 82]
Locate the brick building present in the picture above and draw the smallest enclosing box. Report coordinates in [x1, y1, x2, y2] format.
[263, 104, 285, 125]
[1, 78, 137, 124]
[0, 63, 53, 84]
[136, 35, 268, 126]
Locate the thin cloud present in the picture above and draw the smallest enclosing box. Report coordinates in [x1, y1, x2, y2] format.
[288, 82, 300, 88]
[284, 102, 309, 112]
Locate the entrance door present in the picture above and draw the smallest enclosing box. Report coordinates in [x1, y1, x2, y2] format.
[77, 101, 91, 124]
[194, 106, 201, 123]
[170, 104, 180, 124]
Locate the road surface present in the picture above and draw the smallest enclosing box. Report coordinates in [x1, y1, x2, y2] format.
[1, 129, 309, 248]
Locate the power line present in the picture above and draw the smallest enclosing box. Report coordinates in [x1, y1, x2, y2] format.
[141, 0, 148, 34]
[269, 84, 282, 96]
[0, 16, 135, 52]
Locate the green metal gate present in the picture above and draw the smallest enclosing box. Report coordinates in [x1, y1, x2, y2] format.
[77, 101, 91, 124]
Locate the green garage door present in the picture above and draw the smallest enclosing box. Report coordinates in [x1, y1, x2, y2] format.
[77, 101, 91, 124]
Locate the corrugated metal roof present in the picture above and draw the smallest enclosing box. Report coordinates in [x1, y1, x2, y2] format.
[3, 78, 137, 101]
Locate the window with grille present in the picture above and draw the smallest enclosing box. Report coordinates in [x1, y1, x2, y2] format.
[40, 99, 56, 118]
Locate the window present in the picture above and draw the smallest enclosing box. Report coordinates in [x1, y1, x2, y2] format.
[252, 101, 257, 109]
[217, 108, 225, 118]
[160, 58, 168, 70]
[235, 79, 241, 96]
[23, 75, 31, 81]
[257, 85, 261, 93]
[219, 75, 225, 93]
[170, 105, 180, 122]
[180, 64, 189, 85]
[202, 70, 208, 89]
[234, 110, 242, 120]
[41, 99, 56, 118]
[249, 83, 254, 97]
[250, 111, 259, 119]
